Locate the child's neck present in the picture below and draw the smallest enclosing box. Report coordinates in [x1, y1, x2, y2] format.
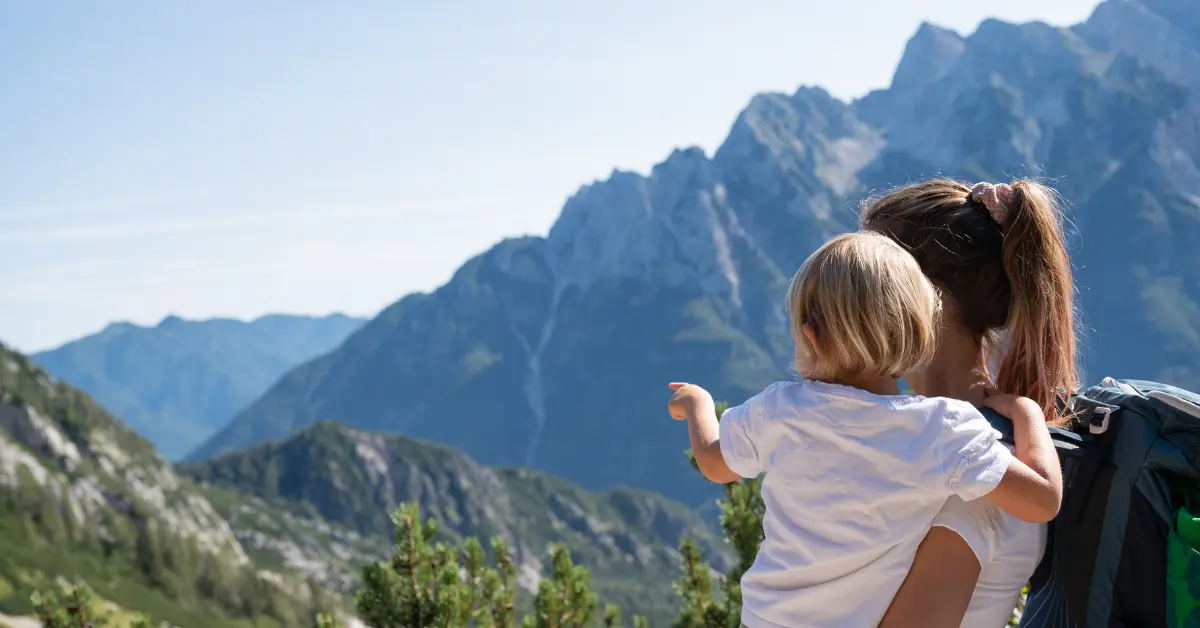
[826, 373, 901, 396]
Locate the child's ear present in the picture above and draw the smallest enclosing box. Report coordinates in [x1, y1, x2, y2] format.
[801, 323, 821, 357]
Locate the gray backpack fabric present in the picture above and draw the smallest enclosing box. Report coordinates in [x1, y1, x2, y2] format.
[1005, 378, 1200, 628]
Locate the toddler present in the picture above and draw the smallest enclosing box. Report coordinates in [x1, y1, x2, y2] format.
[668, 231, 1062, 628]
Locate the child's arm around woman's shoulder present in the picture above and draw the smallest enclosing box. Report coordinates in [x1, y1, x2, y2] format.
[937, 394, 1062, 523]
[979, 394, 1064, 523]
[668, 382, 772, 484]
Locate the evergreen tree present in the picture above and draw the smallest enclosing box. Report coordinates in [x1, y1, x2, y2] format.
[355, 502, 645, 627]
[31, 579, 151, 628]
[31, 579, 95, 628]
[316, 612, 343, 628]
[355, 502, 461, 626]
[602, 604, 648, 628]
[522, 545, 597, 628]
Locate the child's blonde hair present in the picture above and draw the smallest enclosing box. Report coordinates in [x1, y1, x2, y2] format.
[787, 231, 942, 380]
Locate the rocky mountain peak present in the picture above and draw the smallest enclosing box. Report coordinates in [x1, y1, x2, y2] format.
[716, 88, 882, 199]
[1078, 0, 1200, 90]
[1139, 0, 1200, 40]
[890, 22, 966, 93]
[157, 314, 186, 327]
[858, 14, 1117, 176]
[967, 17, 1095, 76]
[545, 146, 749, 302]
[95, 320, 137, 340]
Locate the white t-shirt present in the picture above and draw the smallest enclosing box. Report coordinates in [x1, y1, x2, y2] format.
[932, 445, 1048, 628]
[719, 379, 1013, 628]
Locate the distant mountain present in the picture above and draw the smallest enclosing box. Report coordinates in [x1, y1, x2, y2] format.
[192, 0, 1200, 507]
[33, 313, 365, 460]
[0, 342, 339, 626]
[177, 420, 729, 625]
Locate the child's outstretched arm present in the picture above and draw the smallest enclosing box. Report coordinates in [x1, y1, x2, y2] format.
[668, 382, 740, 484]
[979, 394, 1063, 523]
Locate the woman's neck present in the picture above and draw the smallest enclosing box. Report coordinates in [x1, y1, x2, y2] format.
[916, 326, 992, 407]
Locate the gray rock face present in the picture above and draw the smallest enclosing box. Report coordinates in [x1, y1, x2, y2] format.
[891, 23, 968, 94]
[178, 420, 728, 623]
[194, 2, 1200, 507]
[1078, 0, 1200, 90]
[0, 375, 247, 563]
[0, 343, 351, 627]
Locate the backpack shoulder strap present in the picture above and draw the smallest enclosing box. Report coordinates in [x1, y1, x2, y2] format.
[980, 407, 1086, 461]
[980, 407, 1014, 443]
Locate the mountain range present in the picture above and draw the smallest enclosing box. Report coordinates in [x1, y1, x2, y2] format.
[184, 0, 1200, 507]
[32, 313, 365, 460]
[0, 340, 720, 625]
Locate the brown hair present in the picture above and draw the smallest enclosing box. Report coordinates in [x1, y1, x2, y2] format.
[787, 232, 942, 381]
[860, 178, 1077, 420]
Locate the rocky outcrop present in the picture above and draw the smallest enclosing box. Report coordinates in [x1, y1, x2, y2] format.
[180, 421, 728, 593]
[0, 397, 246, 562]
[0, 342, 338, 627]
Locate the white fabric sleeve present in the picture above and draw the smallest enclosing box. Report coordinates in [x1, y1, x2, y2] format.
[931, 496, 1004, 568]
[940, 405, 1014, 501]
[719, 395, 766, 479]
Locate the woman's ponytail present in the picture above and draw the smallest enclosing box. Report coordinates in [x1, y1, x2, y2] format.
[994, 180, 1078, 420]
[861, 177, 1078, 421]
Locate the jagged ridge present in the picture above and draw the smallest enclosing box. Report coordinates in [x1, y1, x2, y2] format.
[194, 0, 1200, 509]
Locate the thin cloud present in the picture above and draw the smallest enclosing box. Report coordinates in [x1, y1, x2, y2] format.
[0, 196, 546, 244]
[0, 188, 221, 221]
[0, 174, 400, 221]
[1, 236, 455, 301]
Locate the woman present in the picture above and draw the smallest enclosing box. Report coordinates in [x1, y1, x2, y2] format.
[861, 178, 1077, 627]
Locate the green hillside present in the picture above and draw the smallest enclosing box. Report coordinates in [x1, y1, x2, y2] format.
[0, 342, 339, 627]
[178, 421, 732, 625]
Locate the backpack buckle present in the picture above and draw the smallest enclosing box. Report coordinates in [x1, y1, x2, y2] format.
[1089, 406, 1112, 435]
[1067, 393, 1117, 435]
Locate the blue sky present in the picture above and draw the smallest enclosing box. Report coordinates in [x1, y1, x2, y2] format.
[2, 0, 1099, 353]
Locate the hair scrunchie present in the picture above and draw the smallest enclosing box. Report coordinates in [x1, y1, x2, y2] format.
[970, 182, 1014, 227]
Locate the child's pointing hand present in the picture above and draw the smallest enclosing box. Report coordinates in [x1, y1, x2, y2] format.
[668, 382, 714, 421]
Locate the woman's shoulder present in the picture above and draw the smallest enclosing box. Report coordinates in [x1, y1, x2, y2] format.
[934, 496, 1046, 567]
[930, 496, 1006, 577]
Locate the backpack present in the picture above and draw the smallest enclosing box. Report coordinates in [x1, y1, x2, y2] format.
[984, 378, 1200, 628]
